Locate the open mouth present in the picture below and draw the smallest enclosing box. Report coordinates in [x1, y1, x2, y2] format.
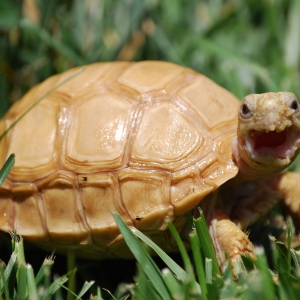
[246, 126, 300, 162]
[252, 129, 288, 150]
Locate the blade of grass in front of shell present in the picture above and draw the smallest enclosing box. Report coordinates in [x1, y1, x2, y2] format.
[189, 232, 208, 300]
[15, 236, 25, 265]
[167, 221, 201, 297]
[194, 211, 221, 277]
[130, 226, 186, 281]
[0, 153, 15, 186]
[0, 69, 85, 141]
[113, 212, 173, 300]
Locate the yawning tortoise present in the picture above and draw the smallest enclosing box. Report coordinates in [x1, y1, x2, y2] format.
[0, 61, 300, 270]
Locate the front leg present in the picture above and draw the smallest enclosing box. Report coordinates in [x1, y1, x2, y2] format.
[229, 180, 283, 229]
[208, 208, 255, 272]
[266, 172, 300, 229]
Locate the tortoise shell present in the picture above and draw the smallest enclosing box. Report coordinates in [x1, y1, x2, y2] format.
[0, 61, 239, 258]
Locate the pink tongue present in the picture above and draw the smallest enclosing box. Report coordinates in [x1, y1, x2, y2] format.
[253, 130, 287, 149]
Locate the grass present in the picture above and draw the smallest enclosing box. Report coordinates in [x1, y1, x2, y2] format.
[1, 0, 300, 299]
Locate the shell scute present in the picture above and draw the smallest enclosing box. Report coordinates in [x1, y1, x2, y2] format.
[117, 61, 184, 95]
[0, 184, 14, 232]
[197, 153, 238, 187]
[178, 75, 239, 137]
[118, 168, 173, 230]
[6, 99, 60, 182]
[78, 173, 132, 247]
[130, 101, 209, 171]
[37, 170, 90, 245]
[12, 183, 47, 240]
[48, 62, 131, 102]
[63, 91, 137, 172]
[171, 165, 214, 216]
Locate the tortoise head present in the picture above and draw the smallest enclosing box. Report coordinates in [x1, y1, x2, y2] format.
[233, 92, 300, 180]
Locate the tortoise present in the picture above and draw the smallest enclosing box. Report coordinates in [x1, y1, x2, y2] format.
[0, 61, 300, 270]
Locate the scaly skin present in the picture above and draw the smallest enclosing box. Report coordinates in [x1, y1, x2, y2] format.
[206, 92, 300, 271]
[233, 92, 300, 180]
[266, 172, 300, 230]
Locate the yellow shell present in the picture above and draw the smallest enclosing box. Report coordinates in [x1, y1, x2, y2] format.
[0, 61, 239, 258]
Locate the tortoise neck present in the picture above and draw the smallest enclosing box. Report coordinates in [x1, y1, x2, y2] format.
[231, 137, 276, 183]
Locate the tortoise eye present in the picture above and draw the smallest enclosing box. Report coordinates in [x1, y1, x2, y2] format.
[240, 103, 253, 118]
[290, 99, 299, 112]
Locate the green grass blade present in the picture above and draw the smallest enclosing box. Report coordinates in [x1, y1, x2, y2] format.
[131, 227, 186, 281]
[190, 232, 207, 299]
[21, 20, 87, 65]
[186, 33, 278, 91]
[278, 272, 298, 300]
[0, 261, 10, 300]
[113, 212, 172, 300]
[254, 247, 276, 300]
[0, 253, 17, 292]
[67, 252, 76, 300]
[97, 287, 104, 300]
[291, 249, 300, 276]
[15, 236, 25, 265]
[167, 221, 194, 278]
[17, 264, 27, 300]
[161, 268, 183, 299]
[133, 264, 162, 300]
[26, 265, 38, 300]
[284, 0, 300, 67]
[194, 211, 221, 277]
[0, 153, 15, 186]
[102, 288, 118, 300]
[205, 259, 213, 284]
[42, 275, 69, 300]
[35, 255, 55, 286]
[75, 281, 95, 299]
[0, 68, 85, 141]
[167, 221, 201, 297]
[286, 218, 293, 274]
